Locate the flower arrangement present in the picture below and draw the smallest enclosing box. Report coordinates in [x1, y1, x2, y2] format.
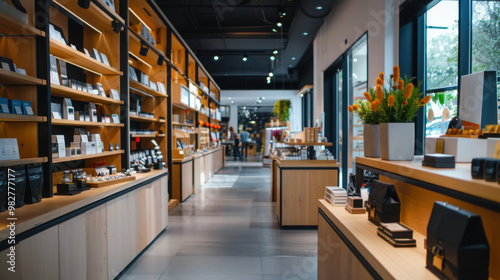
[348, 66, 430, 123]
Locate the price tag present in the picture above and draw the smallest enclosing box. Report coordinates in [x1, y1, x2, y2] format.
[435, 138, 445, 154]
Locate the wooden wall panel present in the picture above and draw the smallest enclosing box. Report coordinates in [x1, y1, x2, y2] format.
[318, 214, 373, 280]
[281, 169, 338, 226]
[161, 176, 169, 229]
[107, 193, 132, 279]
[59, 215, 87, 280]
[171, 164, 181, 201]
[182, 161, 193, 201]
[193, 157, 201, 191]
[85, 204, 108, 280]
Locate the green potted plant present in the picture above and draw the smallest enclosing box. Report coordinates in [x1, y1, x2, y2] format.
[358, 66, 430, 160]
[272, 100, 291, 122]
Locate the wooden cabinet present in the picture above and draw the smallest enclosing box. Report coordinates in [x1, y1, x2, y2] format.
[276, 159, 339, 227]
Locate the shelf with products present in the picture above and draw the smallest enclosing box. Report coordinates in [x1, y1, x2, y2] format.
[130, 115, 158, 122]
[0, 5, 45, 36]
[173, 122, 194, 127]
[51, 118, 124, 127]
[0, 113, 46, 122]
[52, 150, 124, 164]
[51, 0, 125, 35]
[130, 79, 167, 98]
[0, 68, 45, 85]
[51, 84, 123, 105]
[0, 157, 47, 168]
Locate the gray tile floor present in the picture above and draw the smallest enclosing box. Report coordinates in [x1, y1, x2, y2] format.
[121, 160, 318, 280]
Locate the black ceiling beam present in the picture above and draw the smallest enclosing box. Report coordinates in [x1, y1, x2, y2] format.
[157, 4, 295, 8]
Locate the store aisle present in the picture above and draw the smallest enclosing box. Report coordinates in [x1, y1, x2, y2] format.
[121, 163, 318, 280]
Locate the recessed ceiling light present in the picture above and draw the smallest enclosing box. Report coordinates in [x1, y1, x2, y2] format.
[228, 97, 231, 100]
[231, 101, 234, 103]
[273, 50, 278, 54]
[289, 64, 293, 67]
[277, 22, 282, 27]
[316, 6, 323, 10]
[353, 58, 358, 62]
[268, 72, 274, 77]
[214, 55, 219, 61]
[272, 29, 277, 32]
[291, 57, 296, 60]
[267, 80, 271, 84]
[303, 32, 309, 36]
[262, 97, 265, 99]
[243, 54, 248, 61]
[270, 56, 275, 61]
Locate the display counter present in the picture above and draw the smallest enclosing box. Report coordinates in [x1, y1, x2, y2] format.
[173, 147, 225, 202]
[318, 156, 500, 279]
[0, 169, 169, 280]
[275, 158, 339, 227]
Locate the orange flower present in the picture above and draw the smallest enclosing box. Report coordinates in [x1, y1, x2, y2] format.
[388, 95, 395, 107]
[376, 85, 383, 100]
[352, 103, 359, 110]
[375, 99, 382, 105]
[370, 101, 378, 112]
[363, 91, 372, 102]
[419, 95, 431, 105]
[403, 100, 408, 106]
[393, 65, 400, 83]
[376, 77, 383, 86]
[348, 105, 353, 112]
[379, 72, 385, 81]
[398, 79, 404, 91]
[404, 83, 413, 99]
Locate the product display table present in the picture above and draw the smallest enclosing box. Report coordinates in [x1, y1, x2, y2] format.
[331, 157, 500, 279]
[275, 158, 339, 227]
[318, 200, 436, 280]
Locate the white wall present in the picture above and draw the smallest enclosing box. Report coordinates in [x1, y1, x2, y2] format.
[291, 94, 302, 131]
[313, 0, 400, 120]
[220, 90, 299, 130]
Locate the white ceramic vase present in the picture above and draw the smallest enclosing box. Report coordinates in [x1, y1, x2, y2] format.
[363, 124, 380, 158]
[379, 122, 415, 161]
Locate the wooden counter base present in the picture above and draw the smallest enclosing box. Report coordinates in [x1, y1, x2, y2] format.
[0, 170, 169, 280]
[276, 159, 339, 227]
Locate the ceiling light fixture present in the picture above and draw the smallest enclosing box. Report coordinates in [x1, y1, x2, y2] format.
[262, 97, 265, 99]
[270, 56, 275, 61]
[277, 22, 282, 27]
[272, 29, 277, 32]
[303, 32, 309, 36]
[139, 40, 149, 56]
[157, 55, 165, 66]
[273, 50, 278, 54]
[268, 72, 274, 77]
[267, 80, 271, 84]
[228, 97, 231, 100]
[112, 19, 122, 34]
[316, 6, 323, 10]
[291, 57, 296, 60]
[77, 0, 90, 9]
[353, 58, 358, 62]
[243, 54, 248, 61]
[289, 64, 293, 67]
[214, 55, 219, 61]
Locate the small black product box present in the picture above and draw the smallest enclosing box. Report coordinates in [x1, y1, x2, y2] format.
[422, 154, 455, 168]
[366, 180, 400, 225]
[483, 158, 500, 182]
[471, 158, 488, 179]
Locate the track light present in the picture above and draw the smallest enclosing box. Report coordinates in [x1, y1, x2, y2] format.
[268, 72, 273, 77]
[243, 54, 248, 62]
[78, 0, 91, 9]
[270, 56, 275, 61]
[157, 55, 164, 66]
[273, 50, 278, 54]
[112, 20, 122, 34]
[139, 40, 149, 56]
[277, 22, 282, 27]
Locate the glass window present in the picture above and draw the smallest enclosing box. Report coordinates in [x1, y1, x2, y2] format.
[425, 90, 458, 137]
[472, 0, 500, 98]
[426, 1, 459, 90]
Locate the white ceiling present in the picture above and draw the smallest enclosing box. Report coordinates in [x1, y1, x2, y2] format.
[220, 90, 299, 106]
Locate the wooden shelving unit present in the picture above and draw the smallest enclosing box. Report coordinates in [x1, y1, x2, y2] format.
[0, 157, 47, 168]
[0, 113, 46, 122]
[172, 122, 194, 127]
[50, 39, 122, 76]
[0, 68, 45, 85]
[51, 84, 124, 105]
[0, 9, 45, 36]
[277, 141, 333, 146]
[51, 119, 124, 127]
[52, 150, 124, 164]
[130, 134, 158, 138]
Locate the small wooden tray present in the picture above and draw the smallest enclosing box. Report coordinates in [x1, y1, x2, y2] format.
[345, 204, 366, 214]
[87, 176, 136, 188]
[439, 134, 479, 139]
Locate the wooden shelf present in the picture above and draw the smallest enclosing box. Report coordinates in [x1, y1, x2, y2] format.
[130, 115, 157, 122]
[0, 157, 46, 168]
[130, 79, 167, 98]
[53, 150, 124, 164]
[0, 68, 45, 85]
[172, 122, 194, 127]
[51, 84, 124, 105]
[0, 10, 45, 36]
[173, 102, 197, 112]
[50, 39, 122, 76]
[158, 134, 166, 137]
[0, 113, 46, 122]
[87, 176, 136, 188]
[52, 0, 125, 33]
[277, 141, 333, 146]
[51, 118, 124, 127]
[157, 118, 166, 123]
[130, 134, 158, 138]
[319, 200, 435, 280]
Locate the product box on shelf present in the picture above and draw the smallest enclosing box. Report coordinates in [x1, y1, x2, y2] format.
[0, 98, 9, 113]
[22, 101, 33, 115]
[443, 137, 487, 162]
[0, 138, 20, 160]
[52, 135, 66, 158]
[9, 99, 23, 115]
